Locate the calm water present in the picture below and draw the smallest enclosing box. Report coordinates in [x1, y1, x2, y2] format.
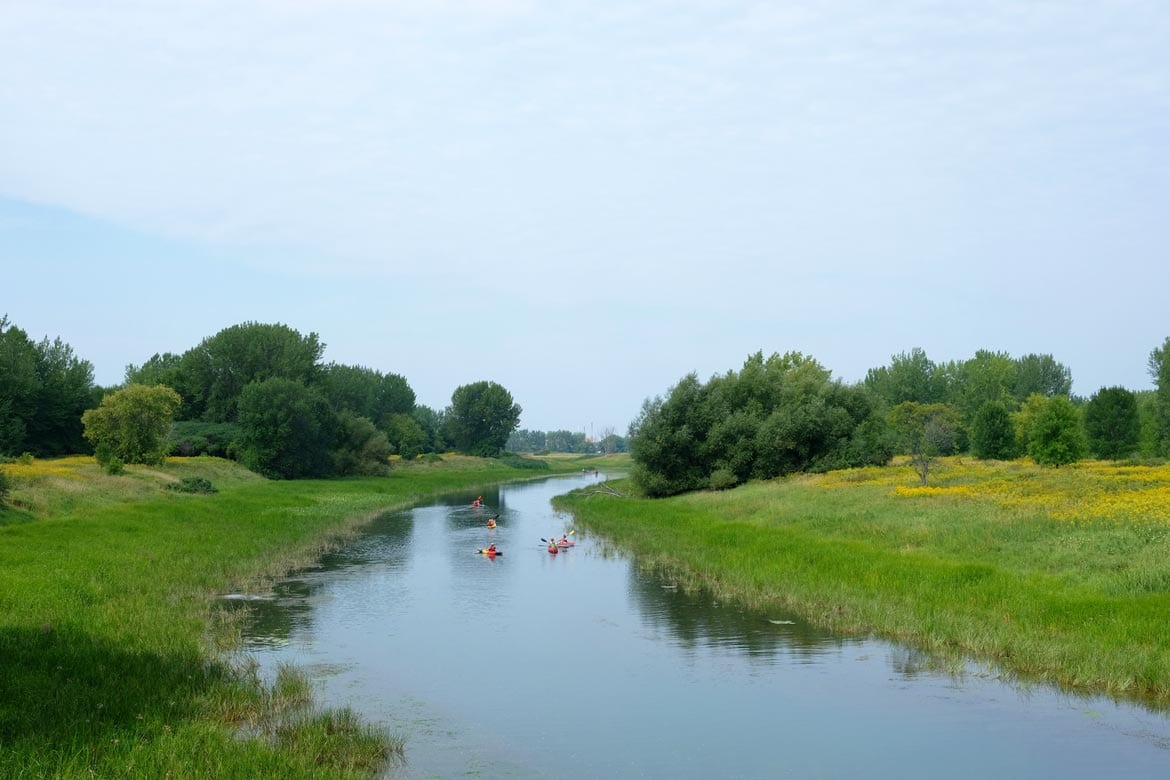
[240, 473, 1170, 779]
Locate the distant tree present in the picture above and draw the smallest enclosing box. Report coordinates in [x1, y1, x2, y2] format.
[411, 405, 446, 453]
[970, 400, 1019, 460]
[1026, 395, 1087, 467]
[954, 350, 1017, 427]
[630, 351, 889, 496]
[125, 352, 183, 388]
[1012, 393, 1049, 455]
[1135, 390, 1160, 458]
[318, 363, 416, 425]
[332, 412, 392, 476]
[237, 378, 337, 479]
[598, 429, 628, 454]
[28, 336, 97, 456]
[1083, 387, 1140, 460]
[444, 381, 522, 457]
[1013, 353, 1072, 401]
[888, 402, 960, 485]
[383, 413, 427, 460]
[507, 429, 547, 452]
[180, 322, 325, 422]
[629, 374, 711, 497]
[0, 315, 39, 455]
[1149, 337, 1170, 457]
[864, 348, 945, 407]
[82, 384, 182, 466]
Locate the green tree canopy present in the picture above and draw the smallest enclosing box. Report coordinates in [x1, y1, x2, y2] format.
[179, 322, 325, 423]
[82, 384, 182, 466]
[1012, 353, 1072, 401]
[863, 348, 946, 407]
[1026, 395, 1087, 467]
[1083, 386, 1140, 460]
[1149, 337, 1170, 457]
[237, 378, 337, 479]
[630, 351, 890, 497]
[0, 315, 39, 454]
[970, 400, 1018, 460]
[318, 363, 415, 425]
[444, 381, 522, 457]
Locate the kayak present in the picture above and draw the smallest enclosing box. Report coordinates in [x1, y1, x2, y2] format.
[547, 545, 559, 555]
[486, 521, 497, 529]
[556, 540, 574, 548]
[478, 548, 502, 557]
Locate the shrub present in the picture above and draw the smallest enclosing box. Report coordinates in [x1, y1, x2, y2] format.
[0, 467, 10, 505]
[708, 467, 739, 491]
[167, 476, 218, 494]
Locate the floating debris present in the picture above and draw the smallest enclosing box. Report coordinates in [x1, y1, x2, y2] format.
[768, 619, 795, 625]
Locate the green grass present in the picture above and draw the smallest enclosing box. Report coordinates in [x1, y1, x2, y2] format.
[554, 459, 1170, 707]
[0, 452, 573, 778]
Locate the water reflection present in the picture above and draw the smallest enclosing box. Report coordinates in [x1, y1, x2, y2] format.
[626, 567, 853, 662]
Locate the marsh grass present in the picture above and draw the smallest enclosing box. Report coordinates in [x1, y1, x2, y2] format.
[0, 453, 561, 777]
[555, 457, 1170, 706]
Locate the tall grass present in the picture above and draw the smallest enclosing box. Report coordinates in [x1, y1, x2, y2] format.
[554, 457, 1170, 706]
[0, 453, 571, 778]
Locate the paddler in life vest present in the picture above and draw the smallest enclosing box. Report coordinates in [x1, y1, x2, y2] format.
[472, 496, 482, 507]
[559, 534, 569, 545]
[486, 543, 497, 554]
[486, 515, 497, 529]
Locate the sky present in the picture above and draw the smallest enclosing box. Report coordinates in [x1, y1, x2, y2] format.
[2, 0, 1168, 435]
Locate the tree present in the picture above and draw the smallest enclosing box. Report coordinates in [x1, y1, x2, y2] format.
[237, 378, 337, 479]
[970, 401, 1018, 460]
[888, 402, 960, 485]
[444, 381, 522, 457]
[28, 336, 96, 456]
[1013, 353, 1072, 401]
[179, 322, 325, 422]
[411, 405, 446, 453]
[0, 315, 39, 455]
[1083, 387, 1140, 460]
[125, 352, 183, 388]
[383, 413, 427, 460]
[863, 348, 945, 407]
[1149, 337, 1170, 457]
[332, 412, 392, 476]
[318, 363, 416, 425]
[1026, 395, 1087, 467]
[954, 350, 1017, 427]
[82, 384, 182, 466]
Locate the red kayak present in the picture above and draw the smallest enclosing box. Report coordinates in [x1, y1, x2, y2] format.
[547, 544, 559, 555]
[478, 548, 502, 557]
[556, 540, 575, 548]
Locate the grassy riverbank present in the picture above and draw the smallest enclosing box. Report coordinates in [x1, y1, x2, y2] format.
[555, 457, 1170, 706]
[0, 452, 602, 778]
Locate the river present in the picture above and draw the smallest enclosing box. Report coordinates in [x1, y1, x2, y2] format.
[240, 472, 1170, 778]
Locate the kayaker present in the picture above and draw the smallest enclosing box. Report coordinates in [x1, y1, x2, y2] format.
[559, 534, 569, 544]
[487, 543, 497, 554]
[486, 517, 497, 528]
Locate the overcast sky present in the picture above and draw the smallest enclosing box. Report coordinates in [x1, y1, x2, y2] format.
[3, 0, 1168, 434]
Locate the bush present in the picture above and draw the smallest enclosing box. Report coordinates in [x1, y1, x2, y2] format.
[499, 455, 550, 471]
[0, 467, 11, 505]
[708, 467, 739, 491]
[167, 476, 218, 494]
[169, 421, 242, 458]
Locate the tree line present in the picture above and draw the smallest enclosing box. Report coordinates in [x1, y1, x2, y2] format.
[630, 342, 1170, 497]
[0, 317, 522, 479]
[507, 429, 629, 454]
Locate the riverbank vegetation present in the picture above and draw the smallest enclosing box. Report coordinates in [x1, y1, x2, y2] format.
[556, 456, 1170, 705]
[0, 453, 594, 777]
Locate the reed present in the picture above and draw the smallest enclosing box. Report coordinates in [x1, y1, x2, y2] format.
[0, 453, 562, 777]
[554, 457, 1170, 706]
